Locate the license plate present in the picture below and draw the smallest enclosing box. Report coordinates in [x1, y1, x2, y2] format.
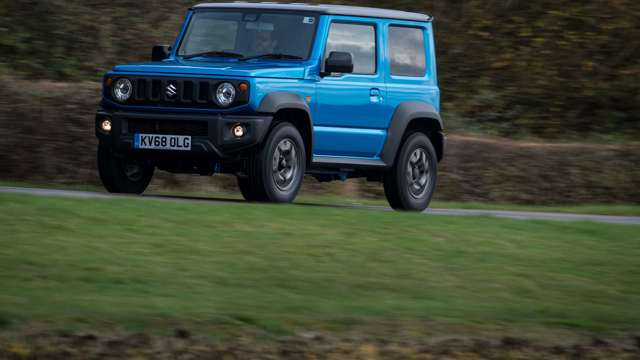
[133, 134, 191, 151]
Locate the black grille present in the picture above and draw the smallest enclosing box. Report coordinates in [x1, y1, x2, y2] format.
[109, 76, 249, 108]
[127, 118, 208, 137]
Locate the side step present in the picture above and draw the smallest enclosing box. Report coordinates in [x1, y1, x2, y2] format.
[311, 156, 388, 170]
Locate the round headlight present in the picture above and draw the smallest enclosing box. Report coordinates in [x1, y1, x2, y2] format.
[112, 78, 132, 103]
[215, 82, 236, 107]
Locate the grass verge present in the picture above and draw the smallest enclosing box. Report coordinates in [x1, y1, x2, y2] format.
[0, 193, 639, 336]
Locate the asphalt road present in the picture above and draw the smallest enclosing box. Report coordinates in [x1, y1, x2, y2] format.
[1, 186, 639, 225]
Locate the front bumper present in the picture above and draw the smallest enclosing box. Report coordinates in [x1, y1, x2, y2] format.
[95, 110, 272, 159]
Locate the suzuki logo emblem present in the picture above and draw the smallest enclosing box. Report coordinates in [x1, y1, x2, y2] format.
[166, 83, 177, 98]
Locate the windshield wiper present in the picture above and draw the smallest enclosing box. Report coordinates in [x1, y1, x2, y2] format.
[182, 50, 245, 60]
[240, 53, 303, 61]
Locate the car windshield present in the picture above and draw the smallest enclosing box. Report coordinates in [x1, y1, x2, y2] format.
[178, 11, 318, 61]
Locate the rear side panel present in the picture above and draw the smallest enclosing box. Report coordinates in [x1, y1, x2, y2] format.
[383, 20, 439, 115]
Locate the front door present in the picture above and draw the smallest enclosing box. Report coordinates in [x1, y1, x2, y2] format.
[314, 19, 391, 159]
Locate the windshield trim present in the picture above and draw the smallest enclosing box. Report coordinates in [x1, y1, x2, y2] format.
[177, 9, 320, 62]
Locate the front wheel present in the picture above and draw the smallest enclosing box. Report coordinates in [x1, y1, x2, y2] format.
[97, 144, 154, 194]
[383, 133, 438, 211]
[241, 122, 306, 203]
[236, 176, 260, 202]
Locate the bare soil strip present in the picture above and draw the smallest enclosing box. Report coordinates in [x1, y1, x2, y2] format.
[1, 331, 639, 359]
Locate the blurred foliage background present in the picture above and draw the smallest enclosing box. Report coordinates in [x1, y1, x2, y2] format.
[1, 0, 639, 140]
[0, 0, 639, 204]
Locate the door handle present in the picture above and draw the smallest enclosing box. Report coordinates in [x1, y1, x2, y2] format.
[370, 88, 383, 103]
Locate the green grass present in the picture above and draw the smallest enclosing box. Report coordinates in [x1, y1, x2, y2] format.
[0, 193, 639, 336]
[298, 196, 640, 217]
[428, 201, 640, 217]
[2, 180, 640, 216]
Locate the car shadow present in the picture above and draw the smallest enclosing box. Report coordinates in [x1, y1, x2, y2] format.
[143, 193, 246, 204]
[143, 193, 390, 211]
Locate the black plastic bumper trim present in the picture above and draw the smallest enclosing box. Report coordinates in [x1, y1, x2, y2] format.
[96, 110, 272, 159]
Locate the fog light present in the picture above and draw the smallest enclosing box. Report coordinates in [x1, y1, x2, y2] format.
[232, 124, 245, 138]
[100, 119, 112, 133]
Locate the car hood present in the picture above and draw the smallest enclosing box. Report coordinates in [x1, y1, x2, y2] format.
[111, 59, 307, 79]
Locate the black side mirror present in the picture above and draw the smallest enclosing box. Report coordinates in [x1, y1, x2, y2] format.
[323, 51, 354, 76]
[152, 45, 171, 61]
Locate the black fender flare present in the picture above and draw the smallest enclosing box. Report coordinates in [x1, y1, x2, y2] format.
[257, 92, 314, 162]
[381, 102, 444, 165]
[257, 92, 312, 115]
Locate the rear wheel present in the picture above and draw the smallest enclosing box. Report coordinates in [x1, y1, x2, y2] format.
[383, 133, 438, 211]
[97, 144, 154, 194]
[240, 122, 306, 203]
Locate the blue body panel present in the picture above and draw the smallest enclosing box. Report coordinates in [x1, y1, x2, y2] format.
[313, 15, 391, 158]
[102, 8, 440, 162]
[112, 60, 307, 79]
[383, 20, 440, 114]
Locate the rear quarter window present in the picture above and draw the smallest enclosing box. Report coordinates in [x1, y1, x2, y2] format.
[388, 26, 426, 77]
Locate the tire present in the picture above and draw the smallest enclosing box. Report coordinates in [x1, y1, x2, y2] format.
[97, 144, 154, 194]
[244, 122, 306, 203]
[237, 176, 259, 202]
[383, 132, 438, 211]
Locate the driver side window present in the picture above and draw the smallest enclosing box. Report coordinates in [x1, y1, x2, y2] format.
[323, 22, 376, 75]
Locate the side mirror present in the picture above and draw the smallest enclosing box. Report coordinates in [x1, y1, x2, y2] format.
[323, 51, 354, 76]
[152, 45, 171, 61]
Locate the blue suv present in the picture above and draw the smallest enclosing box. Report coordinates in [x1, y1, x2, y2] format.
[95, 3, 444, 211]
